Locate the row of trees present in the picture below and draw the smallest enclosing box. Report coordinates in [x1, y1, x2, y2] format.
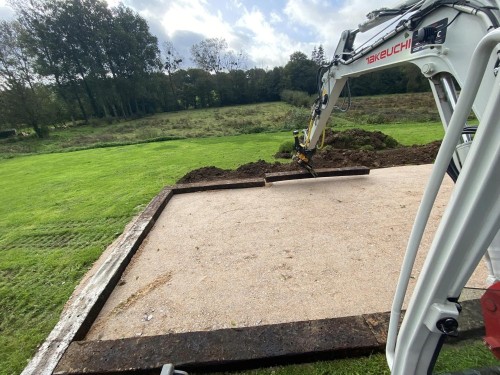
[0, 0, 163, 136]
[0, 0, 430, 137]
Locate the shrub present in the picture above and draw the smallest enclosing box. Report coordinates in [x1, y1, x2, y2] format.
[366, 114, 388, 124]
[275, 139, 295, 159]
[35, 126, 50, 138]
[243, 126, 266, 134]
[282, 107, 310, 131]
[280, 89, 314, 108]
[278, 140, 295, 154]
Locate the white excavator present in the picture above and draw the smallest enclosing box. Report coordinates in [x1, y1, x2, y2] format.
[292, 0, 500, 374]
[167, 1, 500, 374]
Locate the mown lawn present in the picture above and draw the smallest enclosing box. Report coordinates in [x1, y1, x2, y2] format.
[0, 132, 291, 374]
[198, 339, 498, 375]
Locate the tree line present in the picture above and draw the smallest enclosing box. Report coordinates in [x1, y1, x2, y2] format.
[0, 0, 430, 137]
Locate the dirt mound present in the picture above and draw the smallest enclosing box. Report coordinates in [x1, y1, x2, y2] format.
[177, 139, 441, 184]
[177, 129, 440, 184]
[322, 128, 399, 150]
[178, 166, 232, 184]
[312, 141, 440, 169]
[178, 161, 295, 184]
[275, 128, 400, 159]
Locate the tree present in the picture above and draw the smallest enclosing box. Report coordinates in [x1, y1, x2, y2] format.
[311, 44, 326, 66]
[191, 38, 227, 74]
[284, 51, 318, 94]
[190, 38, 248, 74]
[163, 40, 182, 110]
[13, 0, 162, 119]
[0, 20, 60, 136]
[108, 4, 161, 78]
[227, 69, 248, 105]
[189, 68, 215, 108]
[265, 67, 284, 101]
[14, 0, 107, 120]
[107, 4, 162, 116]
[403, 64, 430, 92]
[222, 49, 248, 72]
[246, 68, 267, 102]
[317, 45, 326, 66]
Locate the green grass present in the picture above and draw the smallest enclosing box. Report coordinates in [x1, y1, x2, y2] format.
[334, 121, 445, 146]
[195, 340, 498, 375]
[0, 132, 292, 375]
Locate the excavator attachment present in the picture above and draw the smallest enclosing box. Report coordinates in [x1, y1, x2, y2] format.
[292, 130, 318, 177]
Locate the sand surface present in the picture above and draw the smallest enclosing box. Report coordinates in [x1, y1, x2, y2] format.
[85, 164, 488, 341]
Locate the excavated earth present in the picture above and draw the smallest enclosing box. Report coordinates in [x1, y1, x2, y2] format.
[178, 129, 440, 183]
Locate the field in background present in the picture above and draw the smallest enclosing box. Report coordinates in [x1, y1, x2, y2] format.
[0, 93, 494, 374]
[0, 92, 442, 158]
[0, 102, 291, 157]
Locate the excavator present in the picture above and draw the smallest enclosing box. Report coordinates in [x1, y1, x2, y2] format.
[292, 0, 500, 373]
[167, 0, 500, 374]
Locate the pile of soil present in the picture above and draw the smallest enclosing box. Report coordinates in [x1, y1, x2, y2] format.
[177, 129, 441, 184]
[322, 128, 400, 150]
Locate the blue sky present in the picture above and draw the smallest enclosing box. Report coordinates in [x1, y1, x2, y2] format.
[0, 0, 391, 69]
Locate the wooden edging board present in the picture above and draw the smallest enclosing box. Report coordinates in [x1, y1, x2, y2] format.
[265, 166, 370, 182]
[21, 167, 384, 375]
[54, 300, 485, 374]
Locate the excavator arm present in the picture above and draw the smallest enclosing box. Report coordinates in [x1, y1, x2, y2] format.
[295, 0, 499, 180]
[292, 1, 500, 374]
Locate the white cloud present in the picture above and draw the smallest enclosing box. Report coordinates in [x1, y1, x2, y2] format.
[229, 0, 244, 10]
[269, 11, 282, 25]
[160, 0, 234, 42]
[104, 0, 122, 8]
[100, 0, 406, 69]
[283, 0, 403, 59]
[234, 7, 304, 68]
[0, 0, 14, 21]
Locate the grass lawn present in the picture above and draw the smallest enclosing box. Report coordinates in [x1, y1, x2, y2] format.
[198, 339, 498, 375]
[338, 121, 445, 146]
[0, 132, 290, 374]
[0, 98, 494, 374]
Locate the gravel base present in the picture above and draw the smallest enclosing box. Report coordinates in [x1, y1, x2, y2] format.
[85, 164, 488, 341]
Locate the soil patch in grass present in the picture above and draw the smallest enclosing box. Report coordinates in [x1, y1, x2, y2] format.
[178, 129, 440, 183]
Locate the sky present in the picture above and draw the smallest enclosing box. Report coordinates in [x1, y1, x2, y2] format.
[0, 0, 394, 69]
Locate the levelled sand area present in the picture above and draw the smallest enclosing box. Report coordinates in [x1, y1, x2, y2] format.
[85, 164, 487, 341]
